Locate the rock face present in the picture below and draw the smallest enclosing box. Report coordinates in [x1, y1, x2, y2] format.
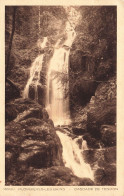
[87, 104, 116, 138]
[94, 165, 116, 186]
[83, 147, 116, 185]
[87, 77, 116, 142]
[5, 98, 64, 184]
[5, 6, 116, 186]
[100, 125, 116, 147]
[5, 98, 48, 122]
[5, 98, 95, 186]
[71, 77, 116, 186]
[29, 84, 46, 105]
[6, 166, 94, 186]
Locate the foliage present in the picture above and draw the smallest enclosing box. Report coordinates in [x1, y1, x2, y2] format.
[5, 6, 116, 105]
[69, 6, 116, 107]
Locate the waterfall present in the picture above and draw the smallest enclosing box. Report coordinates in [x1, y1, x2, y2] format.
[23, 37, 47, 100]
[56, 131, 94, 180]
[46, 22, 76, 126]
[23, 10, 93, 181]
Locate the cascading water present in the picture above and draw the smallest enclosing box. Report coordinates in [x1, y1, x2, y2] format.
[46, 22, 76, 126]
[23, 8, 94, 181]
[45, 19, 94, 179]
[56, 131, 94, 180]
[23, 37, 47, 100]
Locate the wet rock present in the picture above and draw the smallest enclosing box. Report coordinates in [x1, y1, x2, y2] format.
[86, 78, 116, 139]
[87, 104, 116, 138]
[83, 149, 104, 165]
[6, 166, 94, 186]
[14, 107, 48, 123]
[29, 84, 46, 105]
[6, 98, 49, 123]
[5, 99, 96, 186]
[20, 118, 44, 127]
[100, 125, 116, 147]
[104, 146, 116, 164]
[70, 77, 97, 106]
[5, 114, 63, 182]
[18, 131, 62, 168]
[83, 147, 116, 166]
[37, 84, 46, 105]
[83, 133, 100, 149]
[5, 79, 20, 102]
[79, 178, 94, 186]
[29, 84, 35, 100]
[11, 98, 42, 113]
[47, 119, 54, 127]
[83, 147, 116, 186]
[72, 127, 86, 135]
[94, 165, 116, 186]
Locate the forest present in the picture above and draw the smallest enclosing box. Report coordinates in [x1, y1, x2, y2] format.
[5, 6, 116, 186]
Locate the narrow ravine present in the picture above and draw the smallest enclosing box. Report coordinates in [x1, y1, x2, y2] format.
[5, 6, 117, 186]
[22, 8, 94, 182]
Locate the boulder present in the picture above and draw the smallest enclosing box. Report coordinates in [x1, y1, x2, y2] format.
[72, 127, 86, 135]
[5, 98, 49, 123]
[83, 147, 116, 167]
[14, 107, 48, 123]
[87, 104, 116, 138]
[100, 125, 116, 147]
[83, 149, 104, 165]
[6, 116, 63, 182]
[29, 83, 46, 105]
[70, 78, 97, 106]
[6, 166, 94, 186]
[83, 133, 100, 149]
[104, 146, 116, 164]
[79, 178, 94, 186]
[94, 165, 116, 186]
[86, 77, 116, 143]
[83, 147, 116, 186]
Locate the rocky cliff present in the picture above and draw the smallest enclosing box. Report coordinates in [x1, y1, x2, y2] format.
[5, 6, 116, 186]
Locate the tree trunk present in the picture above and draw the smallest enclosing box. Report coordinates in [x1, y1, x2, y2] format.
[6, 6, 17, 76]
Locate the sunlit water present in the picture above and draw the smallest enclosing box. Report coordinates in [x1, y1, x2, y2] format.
[56, 131, 94, 180]
[46, 22, 76, 126]
[23, 37, 48, 100]
[23, 18, 93, 181]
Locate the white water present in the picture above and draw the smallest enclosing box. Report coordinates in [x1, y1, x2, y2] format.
[56, 131, 94, 180]
[23, 37, 47, 100]
[46, 22, 76, 126]
[23, 10, 93, 180]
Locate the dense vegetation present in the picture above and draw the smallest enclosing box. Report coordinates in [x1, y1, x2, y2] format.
[5, 6, 116, 186]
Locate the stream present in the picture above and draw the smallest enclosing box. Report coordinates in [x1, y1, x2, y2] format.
[23, 20, 94, 181]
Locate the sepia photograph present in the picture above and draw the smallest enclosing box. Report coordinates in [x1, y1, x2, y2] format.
[5, 5, 117, 186]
